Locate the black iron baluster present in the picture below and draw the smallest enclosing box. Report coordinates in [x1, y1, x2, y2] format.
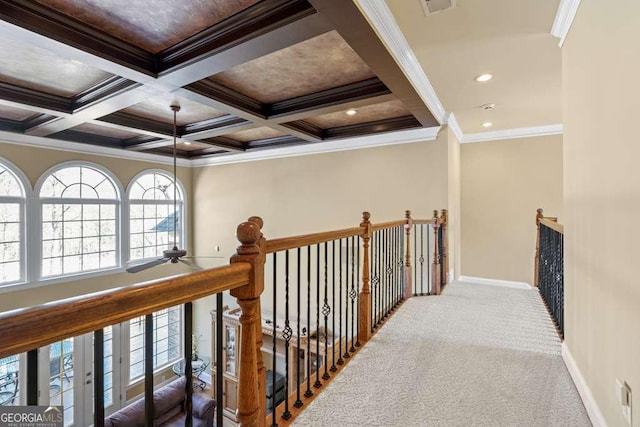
[337, 240, 344, 366]
[392, 226, 398, 309]
[295, 247, 303, 408]
[322, 242, 331, 380]
[399, 225, 404, 305]
[330, 240, 337, 373]
[27, 349, 37, 405]
[384, 228, 390, 319]
[305, 246, 313, 398]
[376, 230, 382, 327]
[216, 293, 224, 427]
[281, 251, 292, 421]
[144, 314, 154, 426]
[343, 241, 350, 360]
[314, 244, 322, 388]
[349, 236, 356, 353]
[370, 231, 375, 331]
[356, 236, 361, 347]
[94, 329, 105, 427]
[184, 302, 194, 427]
[270, 254, 277, 427]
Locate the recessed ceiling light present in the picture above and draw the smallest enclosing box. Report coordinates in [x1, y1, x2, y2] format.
[183, 141, 191, 145]
[480, 103, 496, 110]
[346, 109, 357, 116]
[475, 74, 493, 82]
[482, 122, 493, 128]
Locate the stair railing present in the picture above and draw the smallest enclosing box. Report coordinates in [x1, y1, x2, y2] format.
[534, 208, 564, 338]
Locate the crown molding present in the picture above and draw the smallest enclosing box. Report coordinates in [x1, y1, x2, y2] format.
[462, 124, 563, 144]
[354, 0, 446, 123]
[551, 0, 582, 47]
[190, 126, 440, 167]
[444, 113, 464, 142]
[0, 131, 191, 167]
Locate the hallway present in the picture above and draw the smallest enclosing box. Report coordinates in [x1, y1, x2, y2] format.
[292, 281, 590, 427]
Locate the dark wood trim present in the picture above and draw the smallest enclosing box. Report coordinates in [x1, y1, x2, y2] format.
[0, 118, 25, 133]
[99, 112, 173, 136]
[197, 136, 247, 152]
[72, 77, 139, 112]
[24, 113, 59, 131]
[308, 0, 439, 127]
[280, 121, 325, 139]
[49, 129, 124, 148]
[0, 0, 155, 75]
[268, 77, 390, 118]
[186, 80, 265, 118]
[246, 135, 305, 149]
[181, 115, 251, 139]
[0, 82, 70, 113]
[325, 115, 421, 139]
[123, 136, 171, 152]
[159, 0, 317, 71]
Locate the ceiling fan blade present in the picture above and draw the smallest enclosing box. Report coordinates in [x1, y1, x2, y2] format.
[177, 258, 203, 271]
[126, 258, 168, 273]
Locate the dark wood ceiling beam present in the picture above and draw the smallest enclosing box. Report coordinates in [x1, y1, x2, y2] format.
[123, 138, 171, 152]
[267, 77, 391, 121]
[49, 129, 124, 148]
[0, 82, 71, 114]
[324, 115, 421, 139]
[73, 76, 139, 111]
[0, 0, 155, 76]
[97, 112, 173, 137]
[24, 85, 165, 137]
[246, 135, 307, 149]
[308, 0, 439, 127]
[280, 121, 325, 139]
[186, 81, 264, 118]
[0, 118, 24, 133]
[196, 137, 246, 152]
[159, 0, 317, 71]
[156, 12, 333, 86]
[182, 116, 255, 141]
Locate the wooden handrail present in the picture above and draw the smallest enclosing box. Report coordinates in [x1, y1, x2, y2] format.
[370, 219, 406, 232]
[0, 263, 252, 358]
[539, 217, 564, 234]
[413, 219, 437, 225]
[265, 226, 365, 253]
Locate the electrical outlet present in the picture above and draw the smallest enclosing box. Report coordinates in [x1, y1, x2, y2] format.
[616, 379, 632, 425]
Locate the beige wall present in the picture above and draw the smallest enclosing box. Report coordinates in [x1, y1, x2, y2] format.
[447, 127, 461, 280]
[192, 138, 449, 258]
[461, 135, 563, 285]
[192, 137, 452, 350]
[0, 142, 194, 311]
[563, 2, 640, 425]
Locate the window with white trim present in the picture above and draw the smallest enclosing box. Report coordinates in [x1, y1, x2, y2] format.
[38, 164, 120, 278]
[0, 161, 26, 286]
[128, 171, 183, 261]
[128, 306, 182, 382]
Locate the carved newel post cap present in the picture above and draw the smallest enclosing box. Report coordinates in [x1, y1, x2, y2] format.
[537, 208, 544, 215]
[405, 210, 411, 218]
[247, 216, 264, 229]
[236, 221, 262, 247]
[362, 211, 371, 221]
[433, 209, 439, 218]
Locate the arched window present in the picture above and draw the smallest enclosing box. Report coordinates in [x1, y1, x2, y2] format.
[127, 171, 184, 261]
[0, 159, 28, 286]
[37, 163, 121, 278]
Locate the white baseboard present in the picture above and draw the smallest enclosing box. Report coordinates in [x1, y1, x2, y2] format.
[562, 343, 608, 427]
[458, 275, 531, 289]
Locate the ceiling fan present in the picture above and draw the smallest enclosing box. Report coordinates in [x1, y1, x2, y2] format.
[126, 105, 201, 274]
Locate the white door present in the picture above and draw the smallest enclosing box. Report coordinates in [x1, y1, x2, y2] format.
[43, 325, 123, 426]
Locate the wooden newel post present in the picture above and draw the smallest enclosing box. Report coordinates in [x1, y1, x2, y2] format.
[431, 210, 441, 296]
[440, 209, 449, 286]
[404, 210, 413, 300]
[534, 208, 543, 288]
[359, 211, 372, 344]
[230, 218, 266, 427]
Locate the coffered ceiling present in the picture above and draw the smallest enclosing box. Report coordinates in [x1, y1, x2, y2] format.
[0, 0, 439, 160]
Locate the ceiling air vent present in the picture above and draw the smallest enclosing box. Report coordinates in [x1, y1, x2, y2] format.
[420, 0, 457, 16]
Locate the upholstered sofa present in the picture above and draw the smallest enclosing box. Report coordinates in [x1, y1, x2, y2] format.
[104, 376, 215, 426]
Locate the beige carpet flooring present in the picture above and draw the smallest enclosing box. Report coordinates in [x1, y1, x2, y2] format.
[292, 281, 590, 427]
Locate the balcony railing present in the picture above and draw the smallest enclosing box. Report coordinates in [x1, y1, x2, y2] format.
[0, 209, 448, 427]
